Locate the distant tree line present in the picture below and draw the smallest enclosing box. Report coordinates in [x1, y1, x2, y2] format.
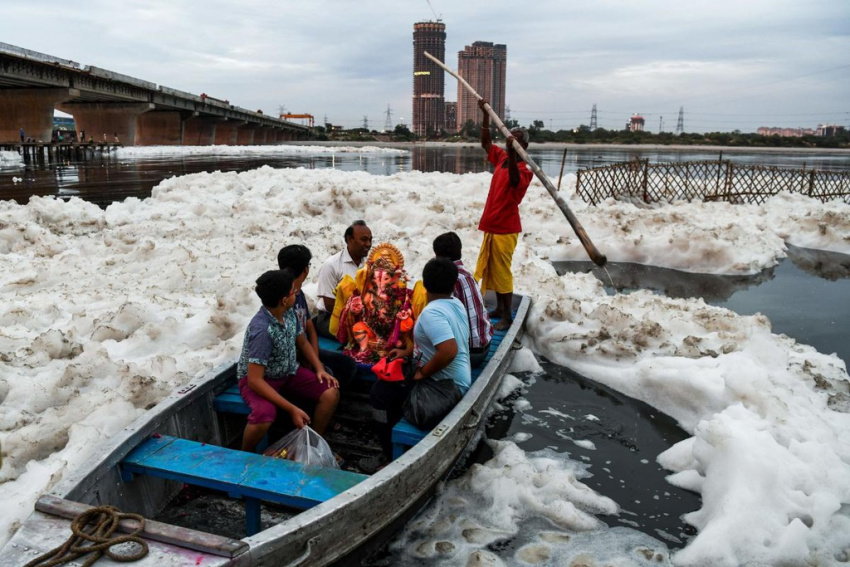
[317, 121, 849, 149]
[515, 124, 850, 149]
[312, 123, 415, 142]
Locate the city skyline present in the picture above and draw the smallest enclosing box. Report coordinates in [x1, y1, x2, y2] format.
[2, 1, 847, 134]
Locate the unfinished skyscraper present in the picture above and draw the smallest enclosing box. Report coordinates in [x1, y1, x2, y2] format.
[412, 21, 446, 137]
[456, 41, 506, 132]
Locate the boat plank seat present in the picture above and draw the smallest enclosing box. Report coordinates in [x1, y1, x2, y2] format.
[120, 434, 366, 536]
[211, 323, 510, 460]
[211, 386, 271, 451]
[212, 387, 249, 415]
[211, 338, 368, 421]
[391, 324, 508, 458]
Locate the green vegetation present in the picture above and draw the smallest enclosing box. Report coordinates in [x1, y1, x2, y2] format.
[391, 124, 415, 142]
[315, 123, 416, 143]
[531, 126, 850, 148]
[318, 123, 849, 148]
[513, 125, 850, 149]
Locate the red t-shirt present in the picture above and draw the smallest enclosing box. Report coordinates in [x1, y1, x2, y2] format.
[477, 145, 533, 234]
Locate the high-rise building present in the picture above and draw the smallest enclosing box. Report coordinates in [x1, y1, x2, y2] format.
[412, 21, 446, 137]
[628, 114, 645, 132]
[456, 41, 506, 132]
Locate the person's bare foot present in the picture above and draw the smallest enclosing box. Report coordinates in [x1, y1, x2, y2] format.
[488, 310, 503, 320]
[493, 317, 512, 331]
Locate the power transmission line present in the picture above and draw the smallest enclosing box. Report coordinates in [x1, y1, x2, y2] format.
[384, 104, 393, 132]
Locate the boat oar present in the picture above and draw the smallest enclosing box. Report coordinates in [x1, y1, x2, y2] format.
[424, 51, 607, 267]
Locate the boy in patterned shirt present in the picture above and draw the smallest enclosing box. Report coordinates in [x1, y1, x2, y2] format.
[277, 244, 358, 387]
[237, 269, 339, 452]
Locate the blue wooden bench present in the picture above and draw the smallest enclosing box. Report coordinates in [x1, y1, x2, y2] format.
[120, 435, 367, 536]
[212, 387, 250, 415]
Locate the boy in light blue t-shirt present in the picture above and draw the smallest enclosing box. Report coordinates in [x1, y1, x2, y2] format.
[412, 290, 471, 395]
[362, 258, 471, 473]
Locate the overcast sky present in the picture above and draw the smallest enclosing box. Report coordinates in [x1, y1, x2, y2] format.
[4, 0, 848, 133]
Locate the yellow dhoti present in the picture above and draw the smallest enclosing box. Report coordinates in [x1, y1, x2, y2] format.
[474, 232, 518, 294]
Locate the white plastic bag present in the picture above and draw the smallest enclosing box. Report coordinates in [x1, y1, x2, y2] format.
[263, 426, 339, 469]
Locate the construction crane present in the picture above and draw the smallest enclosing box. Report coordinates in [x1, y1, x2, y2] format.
[425, 0, 441, 21]
[280, 113, 315, 128]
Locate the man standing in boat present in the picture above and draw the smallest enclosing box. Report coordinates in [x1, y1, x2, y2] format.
[474, 99, 533, 330]
[314, 220, 373, 339]
[238, 269, 340, 452]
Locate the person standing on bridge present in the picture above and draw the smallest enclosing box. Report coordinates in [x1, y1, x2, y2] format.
[19, 127, 24, 143]
[473, 98, 533, 331]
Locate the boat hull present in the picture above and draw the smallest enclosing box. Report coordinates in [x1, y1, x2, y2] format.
[1, 296, 530, 566]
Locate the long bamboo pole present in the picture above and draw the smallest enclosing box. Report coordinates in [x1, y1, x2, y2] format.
[557, 147, 568, 192]
[425, 51, 607, 267]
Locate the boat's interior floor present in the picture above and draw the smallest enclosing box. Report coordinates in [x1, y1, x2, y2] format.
[154, 379, 382, 538]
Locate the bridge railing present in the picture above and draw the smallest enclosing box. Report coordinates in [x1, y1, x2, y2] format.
[576, 159, 850, 205]
[84, 65, 157, 90]
[0, 41, 80, 69]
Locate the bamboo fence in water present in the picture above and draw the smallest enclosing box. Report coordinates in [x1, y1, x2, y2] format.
[575, 159, 850, 205]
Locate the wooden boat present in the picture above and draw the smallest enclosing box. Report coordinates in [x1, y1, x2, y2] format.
[1, 295, 529, 566]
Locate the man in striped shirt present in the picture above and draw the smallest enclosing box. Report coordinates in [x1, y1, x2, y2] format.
[433, 232, 493, 368]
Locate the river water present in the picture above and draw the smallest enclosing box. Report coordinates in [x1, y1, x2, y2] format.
[3, 143, 850, 207]
[2, 143, 849, 558]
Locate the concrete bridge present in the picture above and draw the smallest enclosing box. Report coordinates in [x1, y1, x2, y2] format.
[0, 42, 312, 146]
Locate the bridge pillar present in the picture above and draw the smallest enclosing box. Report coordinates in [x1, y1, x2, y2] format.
[182, 114, 221, 146]
[135, 110, 186, 145]
[214, 120, 245, 145]
[58, 102, 154, 146]
[236, 125, 259, 146]
[255, 128, 275, 145]
[268, 128, 284, 144]
[0, 88, 80, 143]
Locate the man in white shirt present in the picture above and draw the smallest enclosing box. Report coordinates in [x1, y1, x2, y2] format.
[314, 220, 373, 338]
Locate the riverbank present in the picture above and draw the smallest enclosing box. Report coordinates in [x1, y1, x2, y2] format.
[288, 139, 850, 156]
[4, 143, 849, 208]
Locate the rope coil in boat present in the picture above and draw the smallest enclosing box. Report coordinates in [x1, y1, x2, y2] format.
[24, 505, 149, 567]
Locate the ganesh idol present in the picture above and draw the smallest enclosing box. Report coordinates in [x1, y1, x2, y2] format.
[330, 242, 423, 363]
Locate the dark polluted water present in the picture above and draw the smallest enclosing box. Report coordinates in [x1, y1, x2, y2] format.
[3, 144, 848, 208]
[364, 359, 702, 566]
[553, 244, 850, 365]
[493, 360, 701, 543]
